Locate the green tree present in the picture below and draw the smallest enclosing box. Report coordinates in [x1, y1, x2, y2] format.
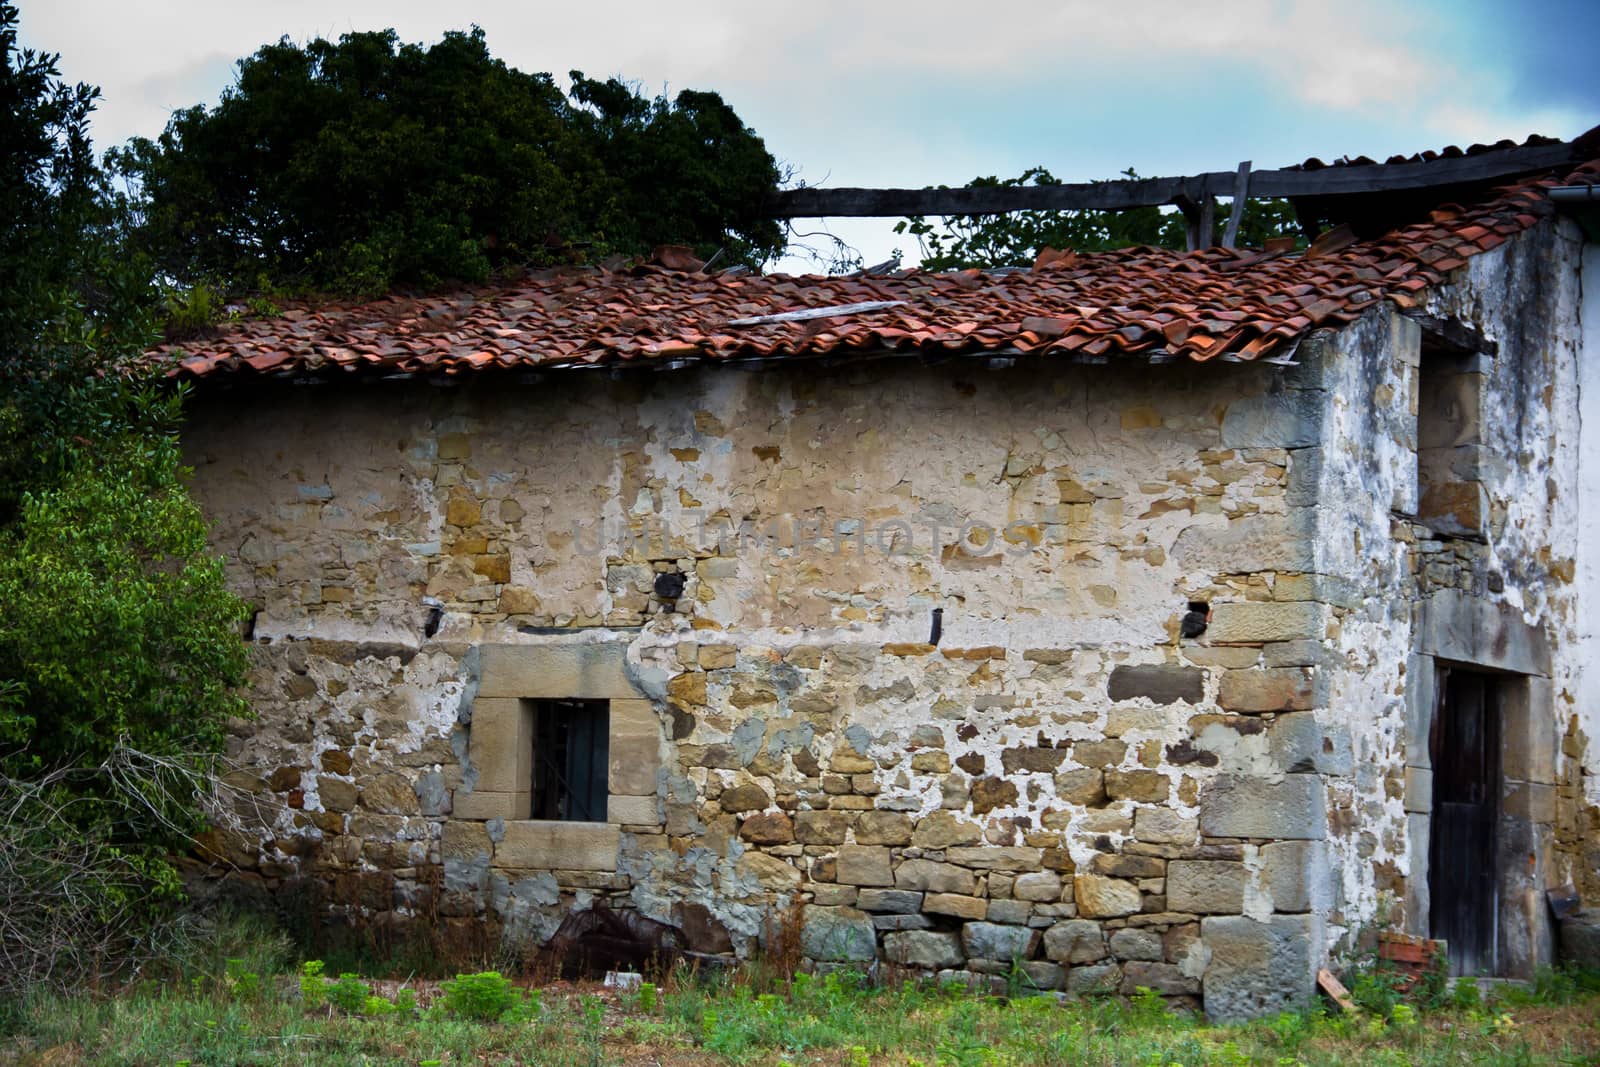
[114, 28, 785, 296]
[0, 1, 249, 993]
[895, 166, 1302, 270]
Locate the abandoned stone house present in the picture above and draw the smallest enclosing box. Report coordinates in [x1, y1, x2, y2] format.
[160, 138, 1600, 1021]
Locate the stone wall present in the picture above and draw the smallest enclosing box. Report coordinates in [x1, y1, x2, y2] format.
[1304, 217, 1596, 974]
[183, 220, 1594, 1016]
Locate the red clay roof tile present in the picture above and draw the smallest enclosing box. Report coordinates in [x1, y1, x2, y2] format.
[151, 158, 1592, 382]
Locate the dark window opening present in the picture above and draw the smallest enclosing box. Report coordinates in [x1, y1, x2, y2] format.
[530, 699, 610, 822]
[1429, 667, 1501, 976]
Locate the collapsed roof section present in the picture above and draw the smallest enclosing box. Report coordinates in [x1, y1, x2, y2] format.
[152, 143, 1600, 383]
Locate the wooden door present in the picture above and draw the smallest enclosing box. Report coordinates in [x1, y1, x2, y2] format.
[1429, 668, 1500, 976]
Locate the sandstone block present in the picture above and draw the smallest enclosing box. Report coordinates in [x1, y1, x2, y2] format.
[1067, 962, 1122, 996]
[913, 811, 983, 848]
[440, 820, 490, 862]
[740, 811, 795, 844]
[1071, 739, 1128, 768]
[1262, 639, 1327, 668]
[1199, 775, 1326, 840]
[829, 748, 876, 774]
[1019, 961, 1066, 990]
[895, 859, 977, 895]
[1167, 861, 1246, 914]
[946, 847, 1043, 871]
[452, 789, 528, 820]
[611, 793, 662, 825]
[1201, 914, 1319, 1022]
[857, 888, 922, 914]
[1170, 512, 1316, 574]
[801, 906, 877, 962]
[1218, 667, 1318, 712]
[1121, 961, 1201, 995]
[478, 641, 636, 700]
[1000, 746, 1068, 774]
[1220, 389, 1321, 449]
[1043, 919, 1108, 963]
[962, 922, 1039, 962]
[795, 810, 851, 844]
[1091, 853, 1165, 878]
[468, 697, 532, 793]
[318, 749, 353, 775]
[1105, 770, 1170, 803]
[1075, 875, 1142, 918]
[698, 646, 737, 669]
[1109, 927, 1164, 961]
[855, 811, 914, 845]
[361, 773, 421, 815]
[1013, 871, 1064, 902]
[837, 845, 894, 887]
[1260, 840, 1329, 914]
[720, 782, 772, 813]
[985, 899, 1032, 924]
[318, 776, 358, 813]
[970, 777, 1019, 814]
[811, 885, 857, 907]
[496, 821, 619, 871]
[1055, 769, 1107, 806]
[1107, 665, 1204, 705]
[608, 698, 663, 796]
[924, 893, 987, 920]
[1206, 603, 1326, 645]
[911, 751, 952, 773]
[607, 795, 660, 824]
[1268, 712, 1353, 775]
[1105, 707, 1169, 737]
[884, 930, 964, 969]
[738, 852, 802, 891]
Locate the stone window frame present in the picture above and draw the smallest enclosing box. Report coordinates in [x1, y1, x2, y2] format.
[453, 642, 663, 872]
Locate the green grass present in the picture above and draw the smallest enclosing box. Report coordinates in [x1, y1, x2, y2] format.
[2, 920, 1597, 1067]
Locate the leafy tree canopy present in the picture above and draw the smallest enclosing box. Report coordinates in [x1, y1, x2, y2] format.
[0, 2, 249, 988]
[114, 28, 785, 296]
[895, 167, 1302, 270]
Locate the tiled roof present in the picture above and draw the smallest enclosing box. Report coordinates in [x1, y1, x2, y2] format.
[153, 158, 1600, 381]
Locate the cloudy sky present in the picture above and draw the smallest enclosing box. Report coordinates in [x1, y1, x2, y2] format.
[23, 0, 1600, 272]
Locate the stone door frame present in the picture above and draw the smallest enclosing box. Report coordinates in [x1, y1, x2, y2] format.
[1407, 590, 1557, 976]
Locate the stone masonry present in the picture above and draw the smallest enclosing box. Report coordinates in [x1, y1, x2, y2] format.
[184, 217, 1597, 1020]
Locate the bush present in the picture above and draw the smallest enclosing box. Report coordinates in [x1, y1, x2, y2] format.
[440, 971, 521, 1022]
[327, 973, 370, 1015]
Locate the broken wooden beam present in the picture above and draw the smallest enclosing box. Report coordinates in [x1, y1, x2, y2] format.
[769, 140, 1578, 218]
[1221, 161, 1252, 249]
[1402, 310, 1499, 356]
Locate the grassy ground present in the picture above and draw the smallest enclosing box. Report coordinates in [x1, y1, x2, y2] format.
[2, 918, 1597, 1067]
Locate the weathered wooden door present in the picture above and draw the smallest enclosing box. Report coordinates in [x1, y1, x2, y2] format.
[1429, 668, 1500, 976]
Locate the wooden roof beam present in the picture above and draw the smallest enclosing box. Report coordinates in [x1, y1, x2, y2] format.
[769, 140, 1579, 219]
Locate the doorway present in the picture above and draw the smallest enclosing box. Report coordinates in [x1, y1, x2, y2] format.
[1429, 667, 1501, 976]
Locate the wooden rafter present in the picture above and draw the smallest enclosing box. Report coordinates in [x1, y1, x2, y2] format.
[768, 140, 1580, 220]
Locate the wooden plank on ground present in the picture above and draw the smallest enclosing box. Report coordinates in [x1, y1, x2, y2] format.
[1317, 968, 1358, 1013]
